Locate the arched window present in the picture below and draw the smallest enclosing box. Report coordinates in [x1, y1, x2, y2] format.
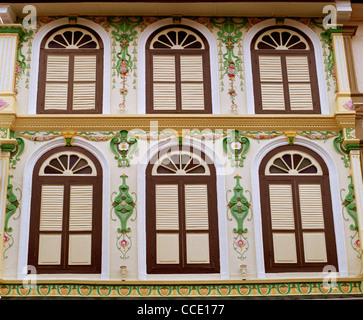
[252, 27, 321, 114]
[28, 147, 102, 273]
[146, 26, 212, 114]
[259, 146, 338, 273]
[146, 148, 219, 273]
[37, 25, 103, 114]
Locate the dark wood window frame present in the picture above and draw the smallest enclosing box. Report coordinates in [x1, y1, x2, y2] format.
[259, 145, 338, 273]
[28, 146, 103, 274]
[37, 25, 104, 114]
[251, 26, 321, 114]
[146, 148, 220, 274]
[146, 25, 212, 114]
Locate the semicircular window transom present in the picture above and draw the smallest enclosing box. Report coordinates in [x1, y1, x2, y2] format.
[150, 28, 205, 50]
[45, 27, 100, 49]
[39, 151, 97, 176]
[255, 28, 309, 50]
[152, 151, 210, 175]
[265, 150, 322, 175]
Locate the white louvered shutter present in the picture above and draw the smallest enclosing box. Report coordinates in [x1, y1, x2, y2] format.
[180, 55, 204, 110]
[39, 185, 64, 231]
[298, 184, 328, 263]
[155, 184, 179, 230]
[153, 56, 176, 110]
[73, 55, 97, 110]
[184, 184, 210, 264]
[258, 56, 285, 111]
[155, 184, 180, 264]
[184, 184, 209, 230]
[69, 185, 93, 231]
[269, 184, 297, 263]
[38, 185, 65, 265]
[44, 55, 69, 110]
[286, 56, 313, 111]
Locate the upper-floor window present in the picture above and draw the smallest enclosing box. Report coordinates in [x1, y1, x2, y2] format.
[37, 25, 103, 114]
[252, 27, 321, 114]
[146, 26, 212, 114]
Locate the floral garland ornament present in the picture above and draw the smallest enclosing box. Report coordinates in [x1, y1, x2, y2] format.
[107, 17, 144, 110]
[111, 173, 137, 260]
[209, 17, 248, 113]
[223, 130, 250, 167]
[341, 175, 360, 258]
[226, 174, 252, 260]
[110, 130, 138, 168]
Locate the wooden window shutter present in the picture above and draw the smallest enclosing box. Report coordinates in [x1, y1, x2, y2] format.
[72, 55, 97, 110]
[69, 185, 93, 231]
[44, 55, 69, 111]
[180, 56, 204, 110]
[155, 184, 179, 230]
[39, 185, 65, 231]
[286, 56, 313, 111]
[268, 184, 298, 264]
[258, 56, 285, 111]
[152, 56, 176, 110]
[184, 184, 209, 230]
[298, 184, 328, 263]
[38, 185, 65, 265]
[269, 184, 295, 230]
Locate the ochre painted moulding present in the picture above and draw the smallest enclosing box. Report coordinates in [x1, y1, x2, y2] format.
[6, 112, 356, 132]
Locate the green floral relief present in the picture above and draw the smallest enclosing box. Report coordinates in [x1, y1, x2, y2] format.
[3, 176, 22, 259]
[223, 130, 250, 167]
[341, 175, 361, 259]
[226, 174, 252, 260]
[110, 130, 138, 168]
[333, 131, 350, 168]
[111, 173, 137, 260]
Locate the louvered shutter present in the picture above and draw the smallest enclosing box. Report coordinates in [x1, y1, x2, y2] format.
[269, 184, 297, 263]
[298, 184, 328, 263]
[73, 55, 97, 110]
[155, 184, 179, 264]
[44, 55, 69, 110]
[38, 185, 65, 265]
[152, 56, 176, 110]
[258, 56, 285, 111]
[184, 184, 209, 230]
[180, 55, 204, 110]
[286, 56, 313, 111]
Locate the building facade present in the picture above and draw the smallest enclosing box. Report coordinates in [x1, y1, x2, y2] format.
[0, 0, 363, 298]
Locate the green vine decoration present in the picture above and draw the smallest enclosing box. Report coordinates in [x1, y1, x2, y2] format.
[111, 173, 137, 260]
[110, 130, 138, 168]
[4, 175, 22, 259]
[226, 174, 252, 260]
[107, 17, 143, 107]
[9, 132, 25, 169]
[333, 131, 350, 168]
[209, 17, 248, 111]
[223, 130, 250, 167]
[341, 175, 360, 258]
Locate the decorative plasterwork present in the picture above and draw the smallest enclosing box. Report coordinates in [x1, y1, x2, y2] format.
[9, 113, 355, 132]
[0, 280, 361, 298]
[110, 130, 138, 167]
[340, 175, 360, 259]
[111, 173, 137, 260]
[226, 174, 252, 261]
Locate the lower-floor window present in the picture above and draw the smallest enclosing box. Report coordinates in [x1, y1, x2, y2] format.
[146, 149, 220, 273]
[259, 146, 338, 273]
[28, 147, 102, 273]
